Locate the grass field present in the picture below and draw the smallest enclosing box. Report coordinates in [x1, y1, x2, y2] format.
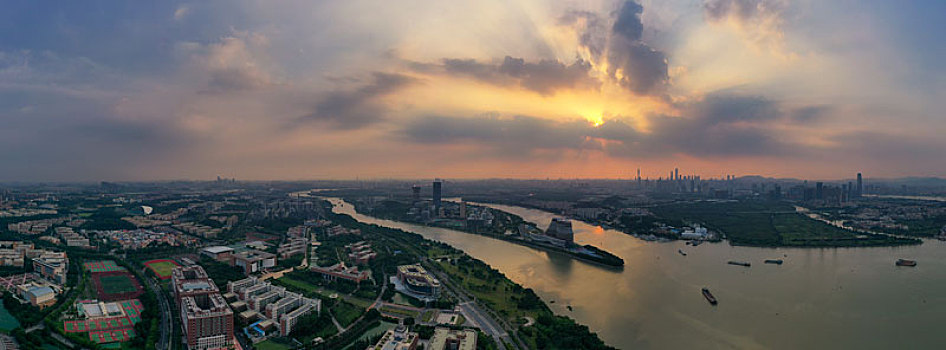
[331, 301, 364, 328]
[144, 259, 179, 280]
[99, 275, 138, 294]
[254, 340, 292, 350]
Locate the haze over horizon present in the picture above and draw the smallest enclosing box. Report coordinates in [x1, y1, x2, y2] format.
[2, 0, 944, 181]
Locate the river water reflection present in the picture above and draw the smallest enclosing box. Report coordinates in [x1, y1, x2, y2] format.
[327, 198, 946, 349]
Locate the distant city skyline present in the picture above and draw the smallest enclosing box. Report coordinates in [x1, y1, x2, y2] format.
[1, 1, 944, 181]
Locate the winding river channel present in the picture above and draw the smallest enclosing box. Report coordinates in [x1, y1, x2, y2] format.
[326, 197, 946, 349]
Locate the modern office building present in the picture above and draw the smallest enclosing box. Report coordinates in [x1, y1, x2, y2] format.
[857, 173, 863, 198]
[429, 328, 477, 350]
[432, 180, 442, 210]
[32, 251, 68, 285]
[230, 250, 276, 275]
[172, 265, 219, 303]
[395, 264, 441, 299]
[545, 218, 574, 243]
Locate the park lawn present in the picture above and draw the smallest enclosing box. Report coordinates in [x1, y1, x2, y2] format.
[331, 301, 364, 328]
[421, 309, 435, 323]
[435, 260, 535, 321]
[100, 275, 137, 294]
[276, 276, 373, 309]
[378, 306, 418, 319]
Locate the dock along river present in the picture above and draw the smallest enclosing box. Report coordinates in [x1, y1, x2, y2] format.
[327, 198, 946, 349]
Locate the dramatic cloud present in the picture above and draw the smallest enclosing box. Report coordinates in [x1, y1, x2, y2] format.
[0, 0, 942, 180]
[562, 1, 669, 95]
[299, 72, 415, 129]
[400, 92, 820, 159]
[702, 0, 789, 48]
[432, 56, 599, 95]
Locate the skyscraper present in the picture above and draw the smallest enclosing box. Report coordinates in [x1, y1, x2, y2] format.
[432, 180, 442, 209]
[816, 182, 824, 200]
[411, 185, 421, 202]
[856, 173, 863, 198]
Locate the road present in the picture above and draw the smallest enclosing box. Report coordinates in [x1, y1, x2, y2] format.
[141, 269, 173, 350]
[423, 262, 517, 350]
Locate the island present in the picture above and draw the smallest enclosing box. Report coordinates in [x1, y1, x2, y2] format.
[341, 196, 625, 268]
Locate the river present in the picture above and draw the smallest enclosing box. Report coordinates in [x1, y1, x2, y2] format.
[326, 197, 946, 349]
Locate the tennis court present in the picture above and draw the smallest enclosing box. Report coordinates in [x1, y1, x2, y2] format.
[83, 261, 126, 273]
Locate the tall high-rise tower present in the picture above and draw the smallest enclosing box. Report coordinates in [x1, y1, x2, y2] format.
[432, 179, 442, 209]
[411, 185, 421, 202]
[856, 173, 863, 198]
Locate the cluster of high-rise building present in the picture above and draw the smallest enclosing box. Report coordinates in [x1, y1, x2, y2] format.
[171, 265, 234, 350]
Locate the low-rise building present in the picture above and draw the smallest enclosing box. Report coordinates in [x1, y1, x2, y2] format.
[200, 246, 234, 262]
[277, 238, 307, 259]
[231, 250, 276, 275]
[310, 263, 370, 283]
[396, 264, 441, 299]
[33, 251, 68, 285]
[428, 328, 477, 350]
[17, 284, 56, 308]
[367, 325, 418, 350]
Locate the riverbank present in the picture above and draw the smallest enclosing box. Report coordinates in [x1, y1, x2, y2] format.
[344, 198, 624, 268]
[322, 198, 616, 350]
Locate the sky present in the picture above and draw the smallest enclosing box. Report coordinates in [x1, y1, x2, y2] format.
[1, 0, 944, 181]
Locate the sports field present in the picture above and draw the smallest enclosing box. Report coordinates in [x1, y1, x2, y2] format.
[84, 261, 126, 273]
[144, 259, 179, 280]
[64, 299, 144, 344]
[99, 275, 138, 294]
[92, 272, 143, 301]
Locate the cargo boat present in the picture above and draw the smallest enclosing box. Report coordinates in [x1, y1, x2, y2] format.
[896, 259, 917, 267]
[678, 249, 687, 256]
[764, 259, 783, 265]
[727, 261, 751, 267]
[702, 288, 717, 305]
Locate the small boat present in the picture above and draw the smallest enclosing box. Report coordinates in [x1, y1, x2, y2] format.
[702, 288, 717, 305]
[728, 261, 751, 267]
[764, 259, 783, 265]
[692, 241, 703, 247]
[896, 259, 917, 267]
[566, 305, 573, 311]
[685, 241, 692, 246]
[678, 249, 687, 256]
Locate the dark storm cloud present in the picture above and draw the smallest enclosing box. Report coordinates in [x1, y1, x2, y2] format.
[561, 1, 669, 95]
[400, 92, 821, 159]
[299, 72, 415, 129]
[439, 56, 599, 95]
[607, 1, 669, 95]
